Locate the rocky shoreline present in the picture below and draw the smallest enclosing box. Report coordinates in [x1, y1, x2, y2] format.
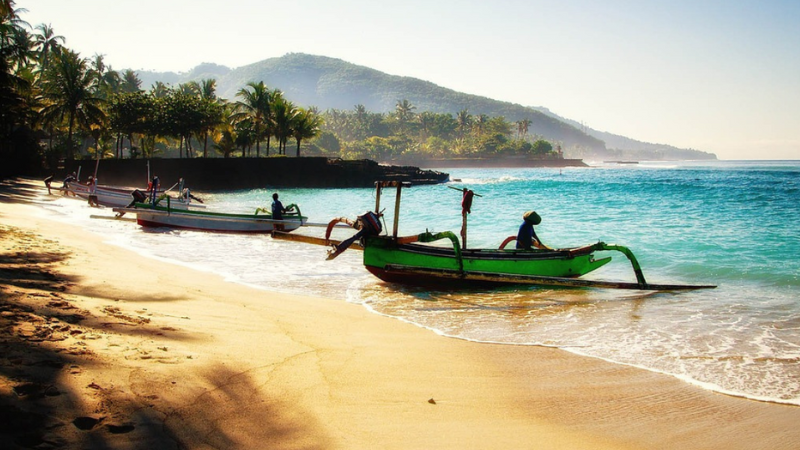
[58, 157, 450, 190]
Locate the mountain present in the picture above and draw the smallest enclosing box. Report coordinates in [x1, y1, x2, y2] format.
[532, 107, 716, 160]
[135, 53, 714, 160]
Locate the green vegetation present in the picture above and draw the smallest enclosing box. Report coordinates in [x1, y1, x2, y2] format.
[309, 102, 560, 161]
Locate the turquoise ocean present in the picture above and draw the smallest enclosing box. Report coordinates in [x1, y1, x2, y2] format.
[42, 160, 800, 405]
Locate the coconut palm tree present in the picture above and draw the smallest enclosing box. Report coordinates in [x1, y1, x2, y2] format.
[32, 23, 64, 73]
[291, 108, 322, 157]
[270, 93, 296, 155]
[120, 69, 141, 93]
[90, 54, 122, 99]
[198, 78, 220, 157]
[394, 99, 416, 135]
[150, 81, 170, 98]
[38, 49, 105, 159]
[456, 108, 472, 137]
[233, 81, 272, 157]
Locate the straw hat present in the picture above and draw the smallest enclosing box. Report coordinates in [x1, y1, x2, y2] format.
[523, 210, 541, 225]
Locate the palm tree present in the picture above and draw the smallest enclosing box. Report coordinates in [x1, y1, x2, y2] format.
[456, 109, 471, 135]
[90, 54, 122, 99]
[38, 49, 106, 159]
[120, 69, 141, 93]
[33, 23, 64, 73]
[270, 93, 296, 155]
[516, 118, 531, 140]
[198, 79, 219, 157]
[233, 81, 272, 157]
[1, 2, 35, 73]
[150, 81, 170, 98]
[0, 5, 33, 155]
[291, 108, 322, 157]
[212, 104, 237, 158]
[178, 81, 199, 96]
[394, 99, 415, 134]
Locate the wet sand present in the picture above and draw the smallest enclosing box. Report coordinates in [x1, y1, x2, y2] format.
[1, 178, 799, 449]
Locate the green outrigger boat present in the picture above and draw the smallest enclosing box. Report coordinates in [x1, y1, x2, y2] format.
[276, 181, 715, 291]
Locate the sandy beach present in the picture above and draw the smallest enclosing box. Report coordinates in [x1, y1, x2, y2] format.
[1, 178, 799, 449]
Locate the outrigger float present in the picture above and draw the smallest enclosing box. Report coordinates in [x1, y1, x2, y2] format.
[273, 181, 715, 291]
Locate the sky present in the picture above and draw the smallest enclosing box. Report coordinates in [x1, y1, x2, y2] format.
[19, 0, 800, 160]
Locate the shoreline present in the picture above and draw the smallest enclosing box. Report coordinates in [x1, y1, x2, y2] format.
[2, 178, 800, 449]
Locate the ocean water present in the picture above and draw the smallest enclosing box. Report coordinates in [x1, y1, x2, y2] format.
[41, 160, 800, 405]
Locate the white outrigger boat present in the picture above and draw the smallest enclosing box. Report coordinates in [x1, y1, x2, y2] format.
[112, 199, 306, 233]
[53, 175, 201, 210]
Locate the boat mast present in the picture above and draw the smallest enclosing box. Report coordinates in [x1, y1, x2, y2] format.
[392, 183, 402, 238]
[448, 186, 481, 250]
[374, 181, 409, 239]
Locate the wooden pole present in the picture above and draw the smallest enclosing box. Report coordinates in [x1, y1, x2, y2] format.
[374, 182, 382, 214]
[461, 211, 468, 249]
[393, 183, 402, 238]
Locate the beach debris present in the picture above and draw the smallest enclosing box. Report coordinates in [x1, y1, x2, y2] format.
[428, 398, 436, 405]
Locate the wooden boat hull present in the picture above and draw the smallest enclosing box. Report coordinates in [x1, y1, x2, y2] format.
[362, 235, 612, 286]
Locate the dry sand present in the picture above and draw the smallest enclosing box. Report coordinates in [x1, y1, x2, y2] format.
[1, 177, 799, 449]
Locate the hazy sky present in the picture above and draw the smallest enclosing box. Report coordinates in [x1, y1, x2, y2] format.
[19, 0, 800, 160]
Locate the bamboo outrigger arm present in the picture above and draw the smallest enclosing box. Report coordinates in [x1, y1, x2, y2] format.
[592, 242, 647, 287]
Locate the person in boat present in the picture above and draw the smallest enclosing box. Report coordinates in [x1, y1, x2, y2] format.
[181, 188, 204, 204]
[516, 210, 549, 250]
[271, 193, 295, 231]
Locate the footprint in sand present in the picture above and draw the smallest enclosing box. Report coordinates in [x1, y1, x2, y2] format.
[72, 416, 102, 431]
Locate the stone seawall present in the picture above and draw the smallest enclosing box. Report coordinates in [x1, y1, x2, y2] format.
[60, 158, 449, 190]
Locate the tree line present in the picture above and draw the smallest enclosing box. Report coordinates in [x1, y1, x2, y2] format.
[0, 1, 323, 177]
[1, 1, 560, 178]
[312, 102, 559, 161]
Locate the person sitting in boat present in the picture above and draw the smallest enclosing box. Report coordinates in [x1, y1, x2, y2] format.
[181, 188, 204, 204]
[516, 210, 550, 250]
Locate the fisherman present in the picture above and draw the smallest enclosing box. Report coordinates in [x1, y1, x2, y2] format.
[87, 176, 100, 207]
[44, 175, 54, 194]
[61, 172, 77, 196]
[272, 193, 294, 231]
[516, 210, 549, 250]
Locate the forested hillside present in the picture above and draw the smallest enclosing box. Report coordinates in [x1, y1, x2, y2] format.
[142, 54, 605, 155]
[139, 53, 714, 160]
